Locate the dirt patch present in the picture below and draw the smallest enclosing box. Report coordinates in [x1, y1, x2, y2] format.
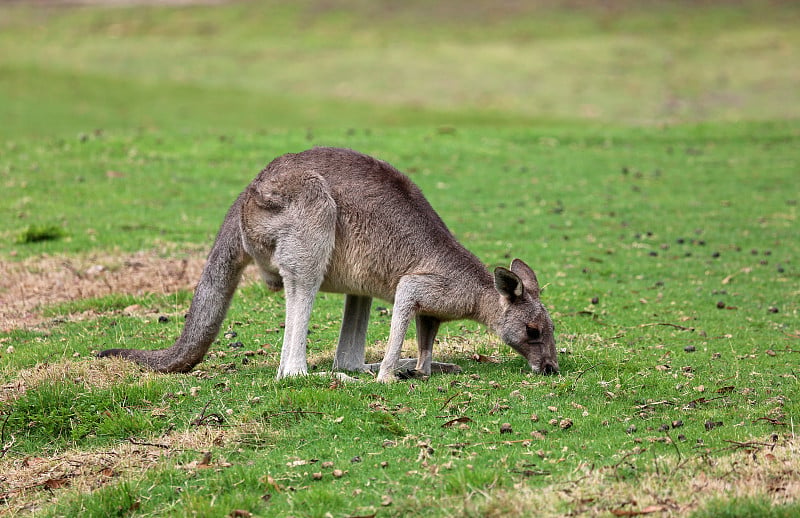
[0, 423, 240, 515]
[0, 250, 260, 331]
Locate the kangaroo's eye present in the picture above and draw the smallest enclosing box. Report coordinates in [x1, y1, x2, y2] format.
[526, 326, 541, 342]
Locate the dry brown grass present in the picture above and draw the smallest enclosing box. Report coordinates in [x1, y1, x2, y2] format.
[0, 417, 240, 516]
[466, 437, 800, 517]
[0, 357, 260, 515]
[0, 250, 261, 331]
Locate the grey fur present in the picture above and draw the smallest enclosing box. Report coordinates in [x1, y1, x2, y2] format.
[98, 147, 559, 381]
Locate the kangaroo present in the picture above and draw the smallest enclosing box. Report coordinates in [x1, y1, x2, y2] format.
[99, 147, 559, 382]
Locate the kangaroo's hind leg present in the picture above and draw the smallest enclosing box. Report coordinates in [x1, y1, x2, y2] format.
[333, 294, 373, 372]
[243, 171, 337, 379]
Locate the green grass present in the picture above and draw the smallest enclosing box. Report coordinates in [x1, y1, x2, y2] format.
[1, 1, 799, 516]
[1, 123, 797, 516]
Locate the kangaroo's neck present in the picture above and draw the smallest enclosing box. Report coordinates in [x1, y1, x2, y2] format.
[439, 252, 503, 331]
[472, 280, 503, 332]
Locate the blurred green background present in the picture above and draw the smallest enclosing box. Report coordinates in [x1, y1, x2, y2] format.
[2, 0, 798, 138]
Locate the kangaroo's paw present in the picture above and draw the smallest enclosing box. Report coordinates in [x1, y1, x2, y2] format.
[430, 361, 463, 374]
[397, 369, 429, 381]
[376, 370, 398, 384]
[367, 360, 463, 377]
[315, 371, 363, 383]
[364, 358, 417, 373]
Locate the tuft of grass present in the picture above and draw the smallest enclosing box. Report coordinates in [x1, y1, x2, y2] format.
[15, 224, 67, 244]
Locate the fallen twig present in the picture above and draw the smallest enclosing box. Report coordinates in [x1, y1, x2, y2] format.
[572, 363, 599, 385]
[190, 401, 224, 427]
[0, 413, 13, 459]
[722, 439, 775, 451]
[438, 391, 462, 411]
[752, 417, 787, 426]
[261, 411, 324, 420]
[446, 438, 536, 449]
[128, 437, 170, 449]
[638, 322, 695, 332]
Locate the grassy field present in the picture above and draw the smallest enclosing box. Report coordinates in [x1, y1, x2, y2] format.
[1, 1, 799, 517]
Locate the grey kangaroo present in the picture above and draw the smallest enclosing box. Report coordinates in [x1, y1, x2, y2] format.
[99, 147, 559, 382]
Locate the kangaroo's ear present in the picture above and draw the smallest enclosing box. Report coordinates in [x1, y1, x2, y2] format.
[494, 267, 524, 303]
[510, 259, 540, 299]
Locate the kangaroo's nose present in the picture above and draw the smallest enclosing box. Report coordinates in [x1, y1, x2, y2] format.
[541, 360, 559, 375]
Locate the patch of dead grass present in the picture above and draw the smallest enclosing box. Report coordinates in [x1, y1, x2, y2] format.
[468, 437, 800, 517]
[1, 357, 146, 404]
[0, 250, 260, 331]
[0, 422, 243, 515]
[0, 358, 266, 515]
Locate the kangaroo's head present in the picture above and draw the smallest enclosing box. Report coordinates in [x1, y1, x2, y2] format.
[493, 259, 559, 375]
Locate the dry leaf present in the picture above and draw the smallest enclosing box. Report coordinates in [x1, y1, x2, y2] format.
[264, 474, 282, 492]
[442, 417, 473, 428]
[42, 478, 70, 490]
[471, 353, 499, 363]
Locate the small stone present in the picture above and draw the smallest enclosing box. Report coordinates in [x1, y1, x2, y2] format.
[684, 345, 696, 353]
[321, 461, 334, 468]
[312, 472, 323, 480]
[332, 469, 344, 478]
[672, 420, 684, 429]
[500, 423, 513, 434]
[559, 418, 573, 430]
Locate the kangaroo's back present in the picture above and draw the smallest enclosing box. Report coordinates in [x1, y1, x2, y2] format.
[252, 147, 486, 299]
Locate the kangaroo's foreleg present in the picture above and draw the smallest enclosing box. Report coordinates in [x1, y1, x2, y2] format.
[416, 315, 463, 376]
[375, 276, 464, 382]
[376, 281, 416, 383]
[98, 194, 251, 373]
[333, 294, 372, 372]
